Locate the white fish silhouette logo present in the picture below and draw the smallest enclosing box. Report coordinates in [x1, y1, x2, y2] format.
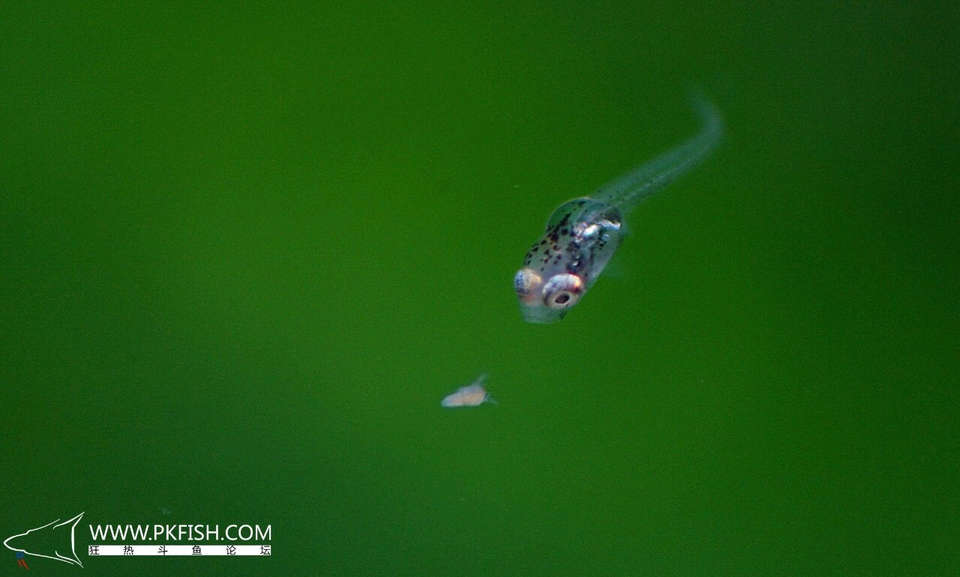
[3, 512, 85, 568]
[441, 374, 497, 408]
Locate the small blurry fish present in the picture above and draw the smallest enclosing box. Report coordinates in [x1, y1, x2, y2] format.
[441, 374, 497, 408]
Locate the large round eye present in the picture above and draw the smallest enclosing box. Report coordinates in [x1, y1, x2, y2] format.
[514, 268, 542, 297]
[542, 274, 584, 309]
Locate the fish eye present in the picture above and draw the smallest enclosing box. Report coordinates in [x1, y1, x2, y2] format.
[542, 274, 583, 309]
[514, 268, 542, 297]
[549, 291, 577, 307]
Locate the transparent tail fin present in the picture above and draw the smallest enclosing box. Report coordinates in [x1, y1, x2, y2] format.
[593, 91, 724, 210]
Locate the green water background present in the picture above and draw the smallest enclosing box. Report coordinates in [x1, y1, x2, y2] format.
[2, 2, 957, 575]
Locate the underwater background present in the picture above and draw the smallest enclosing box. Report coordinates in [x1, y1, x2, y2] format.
[2, 2, 957, 575]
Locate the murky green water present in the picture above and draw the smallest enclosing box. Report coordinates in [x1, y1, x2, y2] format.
[2, 3, 957, 575]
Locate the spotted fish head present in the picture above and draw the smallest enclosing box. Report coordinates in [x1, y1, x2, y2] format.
[514, 198, 623, 323]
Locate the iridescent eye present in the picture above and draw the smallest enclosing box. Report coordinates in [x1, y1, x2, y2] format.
[542, 274, 583, 309]
[514, 268, 542, 297]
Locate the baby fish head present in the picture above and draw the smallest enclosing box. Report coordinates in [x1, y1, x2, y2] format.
[515, 198, 622, 323]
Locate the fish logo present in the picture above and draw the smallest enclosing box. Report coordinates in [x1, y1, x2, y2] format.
[4, 512, 85, 568]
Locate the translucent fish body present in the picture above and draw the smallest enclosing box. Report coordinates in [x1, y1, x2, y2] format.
[441, 375, 496, 408]
[515, 93, 723, 323]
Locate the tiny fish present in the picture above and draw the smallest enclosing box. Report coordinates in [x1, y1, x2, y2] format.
[441, 374, 497, 408]
[514, 93, 724, 323]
